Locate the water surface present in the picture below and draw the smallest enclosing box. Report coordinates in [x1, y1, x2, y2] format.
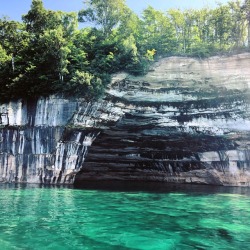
[0, 183, 250, 250]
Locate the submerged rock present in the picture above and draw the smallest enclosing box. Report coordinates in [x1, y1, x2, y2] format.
[1, 53, 250, 186]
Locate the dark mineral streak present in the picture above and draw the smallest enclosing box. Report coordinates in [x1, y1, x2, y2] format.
[1, 54, 250, 186]
[76, 54, 250, 186]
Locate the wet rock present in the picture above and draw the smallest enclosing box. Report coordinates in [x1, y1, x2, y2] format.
[2, 54, 250, 186]
[0, 97, 99, 184]
[76, 53, 250, 186]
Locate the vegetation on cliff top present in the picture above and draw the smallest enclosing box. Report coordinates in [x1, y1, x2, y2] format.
[0, 0, 250, 102]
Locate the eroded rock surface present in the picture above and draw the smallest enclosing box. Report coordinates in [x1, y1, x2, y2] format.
[76, 54, 250, 186]
[1, 53, 250, 186]
[0, 97, 99, 184]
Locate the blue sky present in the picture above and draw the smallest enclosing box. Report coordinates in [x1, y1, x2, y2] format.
[0, 0, 230, 21]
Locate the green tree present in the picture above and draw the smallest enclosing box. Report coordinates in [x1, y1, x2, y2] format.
[140, 6, 176, 55]
[168, 9, 186, 53]
[19, 0, 78, 97]
[227, 1, 246, 48]
[0, 18, 28, 71]
[0, 45, 10, 64]
[211, 4, 232, 50]
[78, 0, 127, 38]
[242, 0, 250, 47]
[65, 70, 103, 99]
[1, 0, 250, 103]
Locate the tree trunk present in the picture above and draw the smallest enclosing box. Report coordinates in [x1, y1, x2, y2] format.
[12, 55, 15, 72]
[248, 20, 250, 47]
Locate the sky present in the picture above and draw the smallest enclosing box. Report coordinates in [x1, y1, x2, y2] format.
[0, 0, 230, 21]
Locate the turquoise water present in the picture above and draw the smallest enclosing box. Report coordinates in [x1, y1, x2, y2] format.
[0, 184, 250, 250]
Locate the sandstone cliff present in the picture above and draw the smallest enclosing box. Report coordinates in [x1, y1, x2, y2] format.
[77, 53, 250, 186]
[1, 53, 250, 186]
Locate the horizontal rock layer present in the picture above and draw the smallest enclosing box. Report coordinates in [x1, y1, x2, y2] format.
[1, 53, 250, 186]
[75, 53, 250, 186]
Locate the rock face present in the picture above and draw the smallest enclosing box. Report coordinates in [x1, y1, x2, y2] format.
[0, 97, 98, 184]
[1, 53, 250, 186]
[76, 53, 250, 186]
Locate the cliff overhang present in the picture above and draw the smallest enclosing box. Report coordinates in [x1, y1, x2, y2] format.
[1, 53, 250, 186]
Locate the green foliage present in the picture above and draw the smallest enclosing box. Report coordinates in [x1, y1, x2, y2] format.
[1, 0, 250, 103]
[0, 45, 11, 64]
[78, 0, 127, 37]
[145, 49, 156, 61]
[125, 56, 150, 76]
[140, 6, 177, 55]
[65, 70, 104, 100]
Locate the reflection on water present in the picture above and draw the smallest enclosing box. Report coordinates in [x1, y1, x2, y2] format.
[0, 183, 250, 250]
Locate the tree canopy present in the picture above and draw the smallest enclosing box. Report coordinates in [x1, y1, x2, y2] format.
[0, 0, 249, 102]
